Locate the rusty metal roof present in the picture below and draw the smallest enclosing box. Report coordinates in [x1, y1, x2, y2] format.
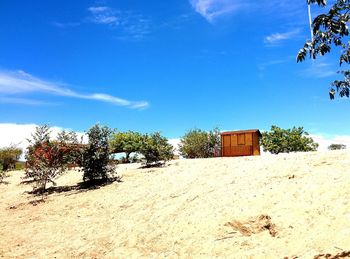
[220, 129, 262, 136]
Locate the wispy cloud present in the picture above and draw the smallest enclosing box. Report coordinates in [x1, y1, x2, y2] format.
[52, 22, 81, 28]
[257, 56, 294, 78]
[264, 29, 301, 45]
[299, 62, 337, 78]
[0, 70, 149, 109]
[87, 5, 151, 39]
[189, 0, 244, 22]
[0, 96, 56, 106]
[53, 5, 151, 40]
[118, 12, 151, 40]
[88, 6, 119, 25]
[258, 56, 294, 72]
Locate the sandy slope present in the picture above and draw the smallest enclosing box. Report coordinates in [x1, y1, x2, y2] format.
[0, 150, 350, 258]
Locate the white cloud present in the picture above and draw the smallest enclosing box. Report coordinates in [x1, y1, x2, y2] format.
[0, 70, 149, 109]
[189, 0, 243, 22]
[87, 6, 151, 40]
[168, 138, 181, 155]
[310, 134, 350, 151]
[88, 6, 119, 25]
[264, 29, 301, 45]
[0, 123, 87, 160]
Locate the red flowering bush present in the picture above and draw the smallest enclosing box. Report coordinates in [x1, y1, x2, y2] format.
[25, 142, 67, 191]
[25, 125, 82, 193]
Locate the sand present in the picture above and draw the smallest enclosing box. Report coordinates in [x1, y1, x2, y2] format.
[0, 150, 350, 258]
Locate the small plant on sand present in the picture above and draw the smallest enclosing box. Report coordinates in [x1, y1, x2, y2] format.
[81, 124, 116, 182]
[261, 125, 318, 154]
[139, 132, 174, 166]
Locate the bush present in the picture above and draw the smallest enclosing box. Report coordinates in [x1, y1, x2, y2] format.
[179, 128, 221, 158]
[0, 145, 22, 171]
[56, 130, 83, 167]
[0, 163, 3, 183]
[26, 142, 68, 191]
[110, 131, 143, 163]
[25, 125, 74, 192]
[15, 162, 24, 171]
[25, 125, 81, 192]
[261, 125, 319, 154]
[139, 132, 174, 166]
[81, 124, 115, 182]
[328, 143, 346, 150]
[129, 153, 141, 163]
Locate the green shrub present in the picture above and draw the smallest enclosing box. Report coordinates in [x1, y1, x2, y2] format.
[328, 143, 346, 150]
[81, 124, 115, 182]
[15, 162, 24, 171]
[179, 128, 220, 158]
[0, 163, 3, 183]
[139, 132, 174, 166]
[261, 125, 319, 154]
[110, 131, 143, 163]
[0, 145, 22, 171]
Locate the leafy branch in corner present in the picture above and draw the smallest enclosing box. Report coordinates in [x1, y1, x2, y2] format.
[297, 0, 350, 99]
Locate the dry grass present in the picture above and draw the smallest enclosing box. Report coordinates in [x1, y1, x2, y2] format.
[1, 150, 350, 258]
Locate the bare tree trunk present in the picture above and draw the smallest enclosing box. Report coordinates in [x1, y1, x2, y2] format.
[41, 179, 47, 200]
[308, 3, 314, 42]
[125, 152, 130, 163]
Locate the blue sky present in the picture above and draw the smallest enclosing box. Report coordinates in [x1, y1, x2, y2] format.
[0, 0, 349, 143]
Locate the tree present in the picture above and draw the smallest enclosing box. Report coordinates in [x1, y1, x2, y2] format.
[25, 125, 71, 192]
[57, 130, 79, 144]
[0, 145, 22, 171]
[28, 124, 51, 146]
[56, 130, 82, 167]
[81, 124, 114, 182]
[139, 132, 174, 166]
[208, 127, 221, 157]
[297, 0, 350, 99]
[179, 128, 221, 158]
[328, 143, 347, 150]
[110, 131, 143, 163]
[261, 125, 319, 154]
[0, 161, 4, 183]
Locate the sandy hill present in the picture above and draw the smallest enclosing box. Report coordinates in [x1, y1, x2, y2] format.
[0, 150, 350, 258]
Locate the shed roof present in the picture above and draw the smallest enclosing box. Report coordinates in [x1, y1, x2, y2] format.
[220, 129, 262, 137]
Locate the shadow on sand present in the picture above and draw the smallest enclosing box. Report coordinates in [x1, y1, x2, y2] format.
[138, 162, 170, 169]
[27, 176, 123, 197]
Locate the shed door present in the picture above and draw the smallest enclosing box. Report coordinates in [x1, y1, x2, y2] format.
[223, 135, 231, 156]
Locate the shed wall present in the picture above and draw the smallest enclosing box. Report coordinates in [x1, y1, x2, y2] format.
[221, 131, 261, 157]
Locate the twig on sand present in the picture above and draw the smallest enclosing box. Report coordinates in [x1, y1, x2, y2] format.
[215, 232, 237, 241]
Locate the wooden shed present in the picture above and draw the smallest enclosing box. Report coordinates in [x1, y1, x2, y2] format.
[221, 129, 262, 157]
